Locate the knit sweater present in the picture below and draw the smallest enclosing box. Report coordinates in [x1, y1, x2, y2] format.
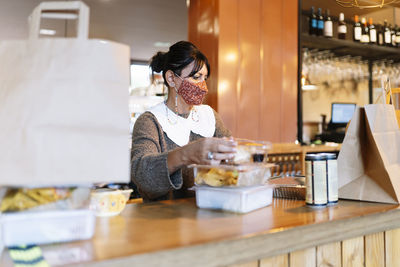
[131, 108, 231, 202]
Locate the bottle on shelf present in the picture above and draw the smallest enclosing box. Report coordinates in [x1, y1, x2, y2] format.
[384, 20, 392, 46]
[317, 8, 324, 36]
[309, 6, 317, 35]
[324, 9, 333, 38]
[377, 22, 384, 46]
[338, 12, 347, 39]
[391, 24, 396, 47]
[360, 17, 370, 44]
[369, 18, 377, 44]
[353, 15, 362, 42]
[396, 25, 400, 47]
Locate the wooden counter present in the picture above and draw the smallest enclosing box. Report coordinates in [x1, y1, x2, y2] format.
[2, 198, 400, 267]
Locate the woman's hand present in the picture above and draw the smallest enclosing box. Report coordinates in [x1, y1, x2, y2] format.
[182, 137, 237, 165]
[167, 137, 237, 173]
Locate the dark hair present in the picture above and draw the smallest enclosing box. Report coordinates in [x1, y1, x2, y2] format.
[149, 41, 210, 87]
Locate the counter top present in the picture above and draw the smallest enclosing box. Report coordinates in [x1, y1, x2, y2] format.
[1, 198, 399, 267]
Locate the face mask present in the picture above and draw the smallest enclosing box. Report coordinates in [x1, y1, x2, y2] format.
[176, 75, 208, 105]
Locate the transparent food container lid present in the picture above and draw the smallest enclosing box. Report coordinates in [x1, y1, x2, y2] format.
[188, 163, 274, 187]
[233, 138, 272, 163]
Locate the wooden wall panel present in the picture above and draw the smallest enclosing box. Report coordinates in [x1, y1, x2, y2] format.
[290, 248, 316, 267]
[243, 229, 400, 267]
[317, 242, 341, 267]
[236, 0, 261, 139]
[385, 229, 400, 267]
[365, 232, 385, 267]
[260, 254, 289, 267]
[260, 0, 283, 142]
[187, 0, 219, 110]
[342, 237, 364, 267]
[217, 0, 239, 133]
[187, 0, 198, 45]
[188, 0, 298, 142]
[281, 0, 298, 142]
[227, 261, 259, 267]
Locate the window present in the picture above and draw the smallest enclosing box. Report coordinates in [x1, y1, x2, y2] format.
[130, 62, 151, 93]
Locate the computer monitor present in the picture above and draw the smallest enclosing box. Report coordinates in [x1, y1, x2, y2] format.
[330, 102, 356, 128]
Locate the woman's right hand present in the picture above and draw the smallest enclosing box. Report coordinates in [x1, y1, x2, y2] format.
[167, 137, 237, 173]
[183, 137, 237, 165]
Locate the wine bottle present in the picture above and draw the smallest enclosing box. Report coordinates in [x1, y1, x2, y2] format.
[309, 7, 317, 35]
[391, 24, 396, 47]
[338, 13, 347, 39]
[369, 18, 377, 44]
[377, 22, 384, 46]
[353, 15, 362, 42]
[317, 8, 324, 36]
[396, 25, 400, 47]
[360, 17, 370, 44]
[384, 20, 392, 46]
[324, 9, 333, 38]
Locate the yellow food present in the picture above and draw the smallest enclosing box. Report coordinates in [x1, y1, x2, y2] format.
[196, 168, 239, 186]
[0, 188, 72, 212]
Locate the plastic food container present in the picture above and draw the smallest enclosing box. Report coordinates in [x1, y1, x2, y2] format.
[193, 185, 274, 213]
[189, 163, 273, 187]
[90, 188, 132, 217]
[1, 209, 95, 246]
[234, 138, 272, 163]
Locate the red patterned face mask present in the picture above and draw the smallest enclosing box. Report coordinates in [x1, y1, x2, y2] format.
[176, 76, 208, 105]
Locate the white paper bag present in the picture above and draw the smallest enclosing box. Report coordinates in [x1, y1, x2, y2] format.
[0, 1, 130, 186]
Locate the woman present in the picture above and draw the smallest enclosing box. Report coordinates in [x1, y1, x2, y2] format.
[131, 41, 236, 201]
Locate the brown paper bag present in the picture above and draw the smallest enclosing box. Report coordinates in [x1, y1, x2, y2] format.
[338, 104, 400, 204]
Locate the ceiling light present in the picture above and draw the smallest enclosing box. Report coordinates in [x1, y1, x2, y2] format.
[301, 74, 318, 91]
[39, 29, 56, 35]
[225, 52, 237, 62]
[302, 84, 318, 91]
[154, 42, 171, 48]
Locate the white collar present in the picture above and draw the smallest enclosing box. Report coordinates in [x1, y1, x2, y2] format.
[147, 102, 215, 147]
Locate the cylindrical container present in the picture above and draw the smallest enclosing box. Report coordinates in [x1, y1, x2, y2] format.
[321, 153, 338, 205]
[305, 153, 327, 206]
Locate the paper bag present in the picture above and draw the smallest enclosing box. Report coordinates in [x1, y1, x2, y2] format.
[0, 1, 130, 186]
[338, 104, 400, 204]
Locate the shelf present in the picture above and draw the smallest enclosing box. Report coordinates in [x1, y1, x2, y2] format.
[301, 33, 400, 61]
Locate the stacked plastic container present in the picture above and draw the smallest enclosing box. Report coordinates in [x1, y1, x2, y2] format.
[190, 139, 274, 213]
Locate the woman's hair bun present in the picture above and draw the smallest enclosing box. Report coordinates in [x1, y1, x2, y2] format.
[148, 41, 210, 87]
[149, 51, 167, 73]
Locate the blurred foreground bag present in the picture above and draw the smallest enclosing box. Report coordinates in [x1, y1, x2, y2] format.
[338, 104, 400, 204]
[0, 1, 130, 186]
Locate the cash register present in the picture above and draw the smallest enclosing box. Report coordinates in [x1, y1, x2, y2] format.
[316, 102, 356, 143]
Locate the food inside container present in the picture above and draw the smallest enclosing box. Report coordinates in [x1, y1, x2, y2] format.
[0, 187, 91, 212]
[90, 188, 132, 217]
[233, 138, 272, 164]
[0, 187, 95, 247]
[193, 185, 274, 213]
[189, 163, 274, 187]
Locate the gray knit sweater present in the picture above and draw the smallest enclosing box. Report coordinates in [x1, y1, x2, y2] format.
[131, 108, 231, 202]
